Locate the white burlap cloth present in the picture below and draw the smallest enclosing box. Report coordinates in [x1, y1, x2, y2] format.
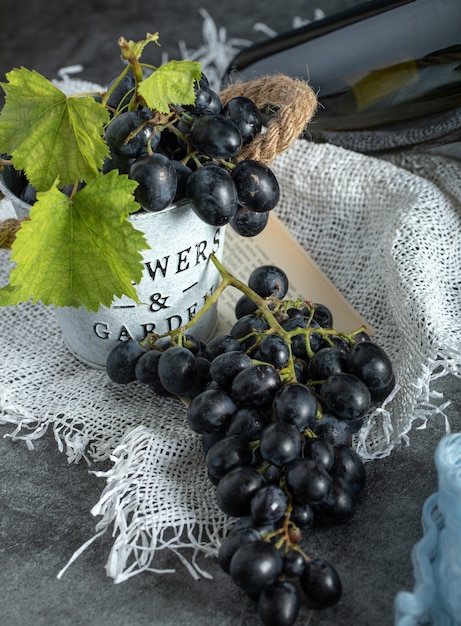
[1, 137, 460, 581]
[1, 11, 460, 581]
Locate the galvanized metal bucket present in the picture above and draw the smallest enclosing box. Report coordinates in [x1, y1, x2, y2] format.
[0, 172, 225, 368]
[0, 169, 31, 219]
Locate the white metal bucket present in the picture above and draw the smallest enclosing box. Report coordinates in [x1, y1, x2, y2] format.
[0, 172, 225, 368]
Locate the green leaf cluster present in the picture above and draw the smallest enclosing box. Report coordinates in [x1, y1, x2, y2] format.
[0, 33, 202, 312]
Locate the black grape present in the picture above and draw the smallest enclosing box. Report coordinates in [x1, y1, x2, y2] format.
[272, 382, 317, 431]
[232, 160, 280, 212]
[218, 527, 261, 573]
[257, 580, 300, 626]
[229, 540, 283, 595]
[290, 502, 315, 529]
[285, 458, 333, 506]
[209, 350, 252, 388]
[320, 373, 371, 420]
[346, 341, 395, 401]
[186, 85, 222, 115]
[187, 388, 237, 434]
[157, 346, 197, 395]
[61, 182, 86, 198]
[103, 150, 134, 175]
[308, 347, 348, 380]
[102, 247, 394, 621]
[171, 160, 192, 203]
[201, 431, 226, 456]
[230, 206, 269, 237]
[293, 358, 309, 384]
[342, 413, 365, 435]
[172, 333, 206, 356]
[105, 71, 135, 111]
[330, 444, 367, 496]
[183, 355, 212, 401]
[302, 438, 335, 471]
[310, 414, 353, 447]
[247, 265, 289, 298]
[222, 96, 262, 145]
[287, 306, 307, 319]
[105, 110, 157, 158]
[259, 421, 302, 467]
[228, 515, 275, 537]
[230, 314, 269, 351]
[216, 466, 266, 517]
[283, 317, 322, 357]
[313, 477, 357, 526]
[261, 464, 282, 485]
[186, 165, 238, 226]
[353, 330, 371, 343]
[226, 406, 268, 441]
[189, 113, 242, 159]
[20, 183, 37, 204]
[368, 373, 396, 402]
[321, 334, 350, 354]
[300, 558, 342, 609]
[148, 378, 173, 398]
[206, 434, 253, 479]
[250, 484, 288, 524]
[129, 153, 177, 211]
[231, 364, 281, 407]
[282, 550, 307, 578]
[157, 125, 188, 161]
[204, 334, 242, 361]
[106, 340, 145, 384]
[234, 294, 258, 319]
[134, 349, 162, 384]
[312, 303, 334, 328]
[258, 334, 291, 369]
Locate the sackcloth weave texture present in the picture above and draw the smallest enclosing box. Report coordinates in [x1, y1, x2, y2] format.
[1, 17, 460, 582]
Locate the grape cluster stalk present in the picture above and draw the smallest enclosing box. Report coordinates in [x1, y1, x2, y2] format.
[106, 256, 395, 626]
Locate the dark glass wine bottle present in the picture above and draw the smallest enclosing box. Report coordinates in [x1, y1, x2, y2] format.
[223, 0, 461, 154]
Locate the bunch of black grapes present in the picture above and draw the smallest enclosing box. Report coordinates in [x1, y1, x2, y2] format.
[106, 263, 395, 626]
[103, 72, 280, 237]
[10, 71, 280, 240]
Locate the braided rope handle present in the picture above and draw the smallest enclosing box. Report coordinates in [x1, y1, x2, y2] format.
[220, 75, 318, 166]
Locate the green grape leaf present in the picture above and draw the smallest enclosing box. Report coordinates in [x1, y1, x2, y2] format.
[0, 171, 149, 311]
[138, 60, 202, 113]
[0, 68, 109, 191]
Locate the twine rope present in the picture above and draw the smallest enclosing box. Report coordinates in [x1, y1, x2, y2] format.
[220, 75, 318, 165]
[0, 217, 23, 249]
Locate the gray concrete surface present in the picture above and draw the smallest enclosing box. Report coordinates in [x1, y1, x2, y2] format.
[1, 373, 460, 626]
[1, 2, 461, 624]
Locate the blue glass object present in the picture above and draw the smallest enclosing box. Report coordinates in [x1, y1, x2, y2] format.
[395, 433, 461, 625]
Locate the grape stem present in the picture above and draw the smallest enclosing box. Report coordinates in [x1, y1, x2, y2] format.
[142, 254, 366, 386]
[262, 501, 310, 562]
[117, 37, 145, 111]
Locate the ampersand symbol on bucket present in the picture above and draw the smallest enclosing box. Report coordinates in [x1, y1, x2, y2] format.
[149, 293, 170, 312]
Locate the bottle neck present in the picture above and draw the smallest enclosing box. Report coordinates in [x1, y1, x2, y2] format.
[226, 0, 461, 154]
